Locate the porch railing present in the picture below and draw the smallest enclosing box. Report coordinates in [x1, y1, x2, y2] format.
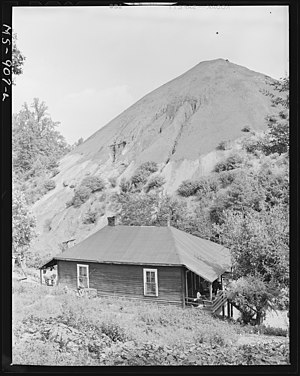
[185, 290, 228, 313]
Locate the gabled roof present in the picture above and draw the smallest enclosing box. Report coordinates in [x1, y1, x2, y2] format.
[42, 225, 231, 283]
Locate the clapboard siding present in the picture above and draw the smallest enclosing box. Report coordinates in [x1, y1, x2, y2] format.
[57, 260, 184, 305]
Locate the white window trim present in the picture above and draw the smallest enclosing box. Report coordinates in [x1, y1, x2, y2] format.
[77, 264, 89, 288]
[143, 268, 158, 297]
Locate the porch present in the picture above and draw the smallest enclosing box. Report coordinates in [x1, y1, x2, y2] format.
[184, 269, 233, 317]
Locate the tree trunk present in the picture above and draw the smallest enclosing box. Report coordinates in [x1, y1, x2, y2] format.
[255, 311, 263, 325]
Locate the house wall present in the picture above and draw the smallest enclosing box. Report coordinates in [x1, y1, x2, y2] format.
[57, 260, 184, 306]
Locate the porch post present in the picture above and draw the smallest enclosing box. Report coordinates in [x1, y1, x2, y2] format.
[209, 282, 212, 301]
[40, 269, 43, 285]
[181, 269, 186, 308]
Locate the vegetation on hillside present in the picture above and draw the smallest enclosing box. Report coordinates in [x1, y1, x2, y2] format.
[66, 176, 106, 208]
[108, 78, 290, 324]
[12, 98, 71, 204]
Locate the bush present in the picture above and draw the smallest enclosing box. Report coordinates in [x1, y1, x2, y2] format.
[214, 153, 243, 172]
[51, 168, 60, 177]
[216, 140, 229, 150]
[83, 208, 98, 224]
[139, 161, 158, 174]
[80, 176, 105, 193]
[178, 177, 219, 197]
[242, 324, 287, 337]
[131, 161, 159, 188]
[144, 175, 166, 193]
[131, 169, 150, 188]
[44, 179, 56, 191]
[177, 179, 200, 197]
[26, 250, 52, 269]
[241, 125, 251, 132]
[100, 321, 128, 342]
[72, 186, 92, 208]
[218, 170, 239, 188]
[119, 177, 132, 193]
[66, 176, 105, 208]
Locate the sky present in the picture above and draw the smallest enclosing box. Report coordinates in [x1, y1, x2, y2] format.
[12, 5, 289, 144]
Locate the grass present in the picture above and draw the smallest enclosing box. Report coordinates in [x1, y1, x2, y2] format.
[12, 281, 289, 366]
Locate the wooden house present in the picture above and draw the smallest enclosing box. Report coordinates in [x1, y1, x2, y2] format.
[40, 217, 232, 308]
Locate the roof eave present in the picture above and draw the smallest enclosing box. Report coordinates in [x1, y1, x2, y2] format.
[52, 257, 185, 268]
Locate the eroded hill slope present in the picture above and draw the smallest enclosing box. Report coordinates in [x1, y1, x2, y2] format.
[31, 58, 278, 257]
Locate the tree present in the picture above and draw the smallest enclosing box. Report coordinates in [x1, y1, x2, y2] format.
[228, 275, 279, 325]
[214, 206, 289, 286]
[213, 204, 289, 321]
[12, 188, 36, 261]
[144, 175, 165, 193]
[117, 191, 160, 225]
[130, 161, 159, 189]
[12, 33, 26, 80]
[261, 78, 289, 155]
[13, 98, 70, 179]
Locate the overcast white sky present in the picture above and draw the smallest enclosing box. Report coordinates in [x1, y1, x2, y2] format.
[12, 5, 289, 144]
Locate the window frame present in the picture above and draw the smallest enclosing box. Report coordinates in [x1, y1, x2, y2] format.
[143, 268, 158, 297]
[77, 264, 89, 289]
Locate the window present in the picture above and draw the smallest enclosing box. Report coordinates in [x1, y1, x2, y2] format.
[77, 264, 89, 289]
[143, 268, 158, 296]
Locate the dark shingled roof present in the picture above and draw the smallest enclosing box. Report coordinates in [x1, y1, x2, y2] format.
[42, 225, 231, 282]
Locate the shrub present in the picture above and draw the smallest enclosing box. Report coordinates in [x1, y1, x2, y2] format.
[196, 176, 220, 194]
[139, 161, 158, 174]
[241, 125, 251, 132]
[131, 161, 159, 188]
[72, 186, 92, 208]
[242, 324, 287, 337]
[144, 175, 166, 193]
[177, 180, 200, 197]
[83, 208, 98, 224]
[44, 179, 56, 191]
[131, 169, 150, 188]
[65, 199, 73, 208]
[218, 170, 239, 188]
[216, 140, 228, 150]
[214, 153, 243, 172]
[178, 177, 219, 197]
[100, 321, 128, 342]
[80, 176, 105, 193]
[26, 250, 52, 269]
[51, 168, 60, 177]
[66, 176, 105, 208]
[119, 177, 132, 193]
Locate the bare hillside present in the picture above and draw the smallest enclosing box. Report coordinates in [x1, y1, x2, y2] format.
[31, 58, 278, 256]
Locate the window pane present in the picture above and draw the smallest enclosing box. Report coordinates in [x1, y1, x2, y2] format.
[146, 282, 156, 295]
[79, 266, 87, 276]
